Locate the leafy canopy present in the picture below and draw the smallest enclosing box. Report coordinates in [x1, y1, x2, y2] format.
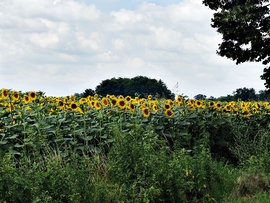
[95, 76, 175, 99]
[202, 0, 270, 91]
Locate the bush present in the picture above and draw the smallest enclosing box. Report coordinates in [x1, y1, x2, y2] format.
[108, 125, 234, 202]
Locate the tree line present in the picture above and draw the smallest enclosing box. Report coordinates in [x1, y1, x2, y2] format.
[195, 87, 270, 101]
[76, 76, 175, 99]
[75, 76, 270, 101]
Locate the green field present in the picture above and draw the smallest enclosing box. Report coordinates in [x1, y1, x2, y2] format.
[1, 89, 270, 202]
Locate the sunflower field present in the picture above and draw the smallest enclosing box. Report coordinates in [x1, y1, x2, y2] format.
[1, 88, 270, 202]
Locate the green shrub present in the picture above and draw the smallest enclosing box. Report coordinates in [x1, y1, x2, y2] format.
[108, 125, 234, 203]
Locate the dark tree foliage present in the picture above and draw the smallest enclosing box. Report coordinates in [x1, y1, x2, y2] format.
[203, 0, 270, 92]
[82, 88, 95, 97]
[95, 76, 175, 99]
[194, 94, 207, 100]
[233, 87, 256, 101]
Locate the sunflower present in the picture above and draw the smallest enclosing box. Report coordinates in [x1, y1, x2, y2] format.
[242, 107, 251, 117]
[165, 109, 174, 118]
[12, 90, 20, 101]
[186, 99, 194, 107]
[152, 104, 158, 112]
[142, 107, 150, 118]
[70, 102, 78, 111]
[102, 97, 109, 107]
[208, 101, 215, 108]
[58, 100, 65, 109]
[87, 95, 93, 102]
[215, 101, 222, 110]
[175, 95, 182, 105]
[224, 104, 231, 112]
[125, 96, 132, 102]
[70, 95, 76, 101]
[94, 101, 102, 110]
[110, 98, 117, 107]
[134, 97, 140, 104]
[195, 100, 202, 108]
[163, 103, 171, 110]
[1, 88, 9, 99]
[29, 91, 36, 101]
[129, 103, 136, 112]
[91, 101, 95, 107]
[23, 95, 30, 104]
[147, 94, 152, 100]
[79, 98, 87, 104]
[118, 95, 124, 100]
[117, 98, 126, 109]
[64, 97, 69, 104]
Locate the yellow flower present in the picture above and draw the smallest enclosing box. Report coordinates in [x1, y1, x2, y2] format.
[215, 101, 222, 110]
[117, 98, 126, 109]
[152, 104, 158, 112]
[195, 100, 202, 108]
[79, 98, 87, 104]
[125, 96, 132, 102]
[102, 97, 109, 107]
[118, 95, 124, 100]
[175, 95, 183, 105]
[11, 90, 20, 101]
[208, 101, 215, 108]
[142, 107, 150, 118]
[165, 109, 174, 118]
[70, 102, 78, 111]
[110, 98, 117, 107]
[128, 102, 136, 113]
[163, 103, 171, 110]
[224, 104, 231, 112]
[1, 88, 9, 99]
[29, 91, 36, 101]
[23, 95, 30, 104]
[94, 101, 102, 110]
[242, 107, 251, 117]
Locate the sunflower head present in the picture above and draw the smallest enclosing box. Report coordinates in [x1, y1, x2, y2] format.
[94, 101, 102, 110]
[117, 99, 126, 109]
[79, 98, 87, 104]
[1, 88, 9, 99]
[195, 100, 202, 108]
[163, 103, 171, 110]
[152, 104, 158, 112]
[224, 105, 231, 112]
[29, 91, 37, 101]
[142, 107, 150, 118]
[165, 109, 174, 118]
[125, 96, 132, 102]
[58, 100, 65, 109]
[215, 102, 222, 110]
[70, 102, 78, 111]
[12, 90, 20, 101]
[102, 97, 109, 107]
[23, 95, 30, 104]
[175, 95, 182, 105]
[110, 98, 117, 107]
[129, 103, 136, 113]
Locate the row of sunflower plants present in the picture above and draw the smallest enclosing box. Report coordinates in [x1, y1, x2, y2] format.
[1, 88, 270, 163]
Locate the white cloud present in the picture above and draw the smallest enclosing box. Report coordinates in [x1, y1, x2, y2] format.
[0, 0, 266, 97]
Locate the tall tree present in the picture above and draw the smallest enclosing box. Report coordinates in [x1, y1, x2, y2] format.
[202, 0, 270, 92]
[233, 87, 257, 101]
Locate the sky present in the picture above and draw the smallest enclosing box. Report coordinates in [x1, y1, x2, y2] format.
[0, 0, 266, 98]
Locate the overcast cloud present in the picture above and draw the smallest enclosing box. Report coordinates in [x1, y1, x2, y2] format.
[0, 0, 266, 98]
